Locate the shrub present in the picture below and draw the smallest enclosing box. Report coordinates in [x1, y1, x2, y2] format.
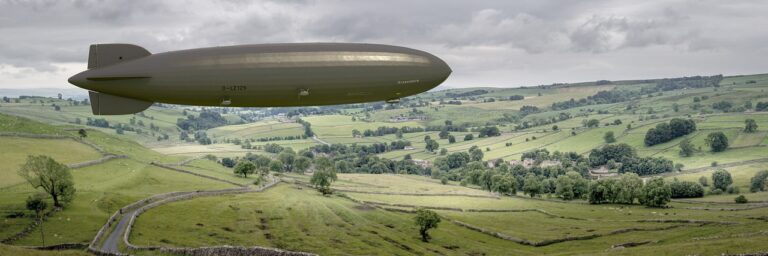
[639, 177, 671, 208]
[734, 195, 748, 204]
[750, 170, 768, 192]
[712, 169, 733, 191]
[670, 180, 704, 198]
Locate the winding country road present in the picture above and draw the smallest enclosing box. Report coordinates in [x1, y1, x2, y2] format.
[96, 176, 279, 255]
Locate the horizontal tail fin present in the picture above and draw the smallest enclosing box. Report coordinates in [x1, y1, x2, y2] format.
[89, 91, 153, 115]
[88, 44, 151, 69]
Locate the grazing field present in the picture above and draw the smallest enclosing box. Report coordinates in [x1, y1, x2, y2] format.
[0, 137, 102, 187]
[2, 73, 768, 255]
[304, 115, 423, 138]
[0, 114, 235, 246]
[130, 175, 768, 255]
[0, 159, 235, 246]
[208, 121, 305, 140]
[0, 244, 89, 256]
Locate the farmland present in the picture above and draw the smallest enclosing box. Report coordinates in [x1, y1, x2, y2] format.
[1, 72, 768, 255]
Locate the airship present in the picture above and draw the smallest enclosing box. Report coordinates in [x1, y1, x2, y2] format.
[68, 43, 451, 115]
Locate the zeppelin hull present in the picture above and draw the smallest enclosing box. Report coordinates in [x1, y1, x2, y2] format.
[68, 43, 451, 114]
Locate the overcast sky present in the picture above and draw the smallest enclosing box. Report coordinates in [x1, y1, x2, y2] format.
[1, 0, 767, 89]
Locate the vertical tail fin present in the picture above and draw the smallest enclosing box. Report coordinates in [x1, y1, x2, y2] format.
[88, 44, 151, 69]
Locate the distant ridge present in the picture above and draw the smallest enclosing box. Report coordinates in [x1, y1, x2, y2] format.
[0, 88, 88, 100]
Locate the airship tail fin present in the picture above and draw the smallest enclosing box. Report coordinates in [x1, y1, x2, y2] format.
[88, 44, 151, 69]
[89, 91, 153, 115]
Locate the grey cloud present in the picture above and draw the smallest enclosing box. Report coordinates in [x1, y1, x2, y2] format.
[0, 0, 767, 88]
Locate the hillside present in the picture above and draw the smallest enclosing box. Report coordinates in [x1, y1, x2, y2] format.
[1, 73, 768, 255]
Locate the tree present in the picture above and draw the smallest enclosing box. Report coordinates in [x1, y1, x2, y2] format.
[712, 169, 733, 191]
[464, 134, 474, 141]
[310, 169, 337, 195]
[335, 160, 350, 173]
[603, 131, 616, 143]
[414, 208, 441, 242]
[588, 179, 616, 204]
[491, 174, 516, 195]
[278, 151, 296, 172]
[588, 143, 636, 167]
[705, 132, 729, 152]
[750, 170, 768, 192]
[425, 139, 439, 152]
[522, 174, 543, 197]
[448, 135, 456, 144]
[438, 129, 450, 139]
[233, 161, 256, 178]
[586, 119, 600, 128]
[615, 173, 643, 204]
[734, 195, 748, 204]
[639, 177, 671, 208]
[555, 175, 576, 200]
[78, 129, 87, 138]
[678, 138, 694, 157]
[745, 119, 758, 133]
[18, 155, 75, 208]
[469, 147, 484, 162]
[293, 156, 311, 173]
[26, 193, 48, 246]
[220, 157, 237, 168]
[268, 160, 283, 173]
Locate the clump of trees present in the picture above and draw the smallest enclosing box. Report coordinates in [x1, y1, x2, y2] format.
[587, 173, 644, 205]
[654, 75, 723, 91]
[588, 175, 673, 207]
[669, 179, 704, 198]
[554, 172, 589, 200]
[176, 110, 227, 130]
[18, 155, 76, 208]
[477, 126, 501, 137]
[644, 118, 696, 146]
[705, 132, 729, 152]
[414, 208, 441, 242]
[639, 177, 672, 208]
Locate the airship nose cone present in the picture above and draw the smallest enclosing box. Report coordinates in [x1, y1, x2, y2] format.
[68, 71, 88, 89]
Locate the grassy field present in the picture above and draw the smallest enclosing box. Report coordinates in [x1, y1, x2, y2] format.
[130, 174, 768, 255]
[0, 244, 89, 256]
[3, 73, 768, 255]
[0, 137, 102, 187]
[0, 114, 235, 246]
[208, 120, 305, 141]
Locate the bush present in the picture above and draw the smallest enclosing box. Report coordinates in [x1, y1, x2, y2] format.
[639, 177, 671, 208]
[712, 169, 733, 191]
[734, 195, 748, 204]
[750, 170, 768, 192]
[670, 180, 704, 198]
[726, 184, 740, 194]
